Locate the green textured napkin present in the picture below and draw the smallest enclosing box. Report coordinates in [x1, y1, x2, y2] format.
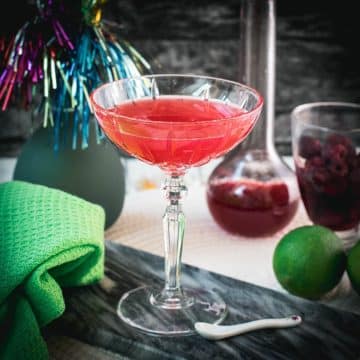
[0, 181, 105, 360]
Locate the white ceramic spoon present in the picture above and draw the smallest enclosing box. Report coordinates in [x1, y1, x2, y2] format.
[195, 315, 302, 340]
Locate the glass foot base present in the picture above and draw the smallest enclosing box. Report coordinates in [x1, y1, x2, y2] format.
[117, 286, 227, 336]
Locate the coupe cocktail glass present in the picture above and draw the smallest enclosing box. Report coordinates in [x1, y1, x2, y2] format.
[91, 75, 263, 336]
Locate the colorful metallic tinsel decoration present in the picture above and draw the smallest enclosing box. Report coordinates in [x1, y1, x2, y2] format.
[0, 0, 151, 150]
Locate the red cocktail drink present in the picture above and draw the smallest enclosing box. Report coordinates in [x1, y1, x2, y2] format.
[91, 75, 263, 336]
[96, 96, 258, 174]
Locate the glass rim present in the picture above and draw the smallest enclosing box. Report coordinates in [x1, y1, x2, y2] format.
[90, 74, 264, 124]
[291, 101, 360, 133]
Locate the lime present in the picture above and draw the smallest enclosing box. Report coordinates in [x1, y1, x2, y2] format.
[347, 240, 360, 295]
[273, 225, 346, 299]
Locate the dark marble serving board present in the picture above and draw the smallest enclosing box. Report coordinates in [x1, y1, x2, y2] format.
[47, 241, 360, 360]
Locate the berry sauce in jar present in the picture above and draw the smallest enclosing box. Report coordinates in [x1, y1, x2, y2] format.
[207, 178, 299, 237]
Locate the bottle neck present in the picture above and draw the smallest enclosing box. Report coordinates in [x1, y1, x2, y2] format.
[238, 0, 276, 153]
[241, 110, 275, 152]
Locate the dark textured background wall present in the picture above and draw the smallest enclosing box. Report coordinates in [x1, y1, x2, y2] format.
[0, 0, 359, 156]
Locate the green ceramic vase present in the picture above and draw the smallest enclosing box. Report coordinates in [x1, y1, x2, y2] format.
[13, 124, 126, 229]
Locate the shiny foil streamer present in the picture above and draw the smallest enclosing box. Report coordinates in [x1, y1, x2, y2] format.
[0, 0, 151, 149]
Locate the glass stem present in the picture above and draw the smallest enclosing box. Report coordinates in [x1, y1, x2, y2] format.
[150, 175, 195, 309]
[162, 175, 187, 296]
[150, 174, 194, 309]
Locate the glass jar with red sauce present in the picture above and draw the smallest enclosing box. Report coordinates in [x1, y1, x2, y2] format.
[206, 0, 300, 237]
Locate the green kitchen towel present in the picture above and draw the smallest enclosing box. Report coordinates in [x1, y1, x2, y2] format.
[0, 181, 105, 360]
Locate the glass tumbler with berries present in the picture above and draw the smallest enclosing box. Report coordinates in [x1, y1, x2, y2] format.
[292, 102, 360, 250]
